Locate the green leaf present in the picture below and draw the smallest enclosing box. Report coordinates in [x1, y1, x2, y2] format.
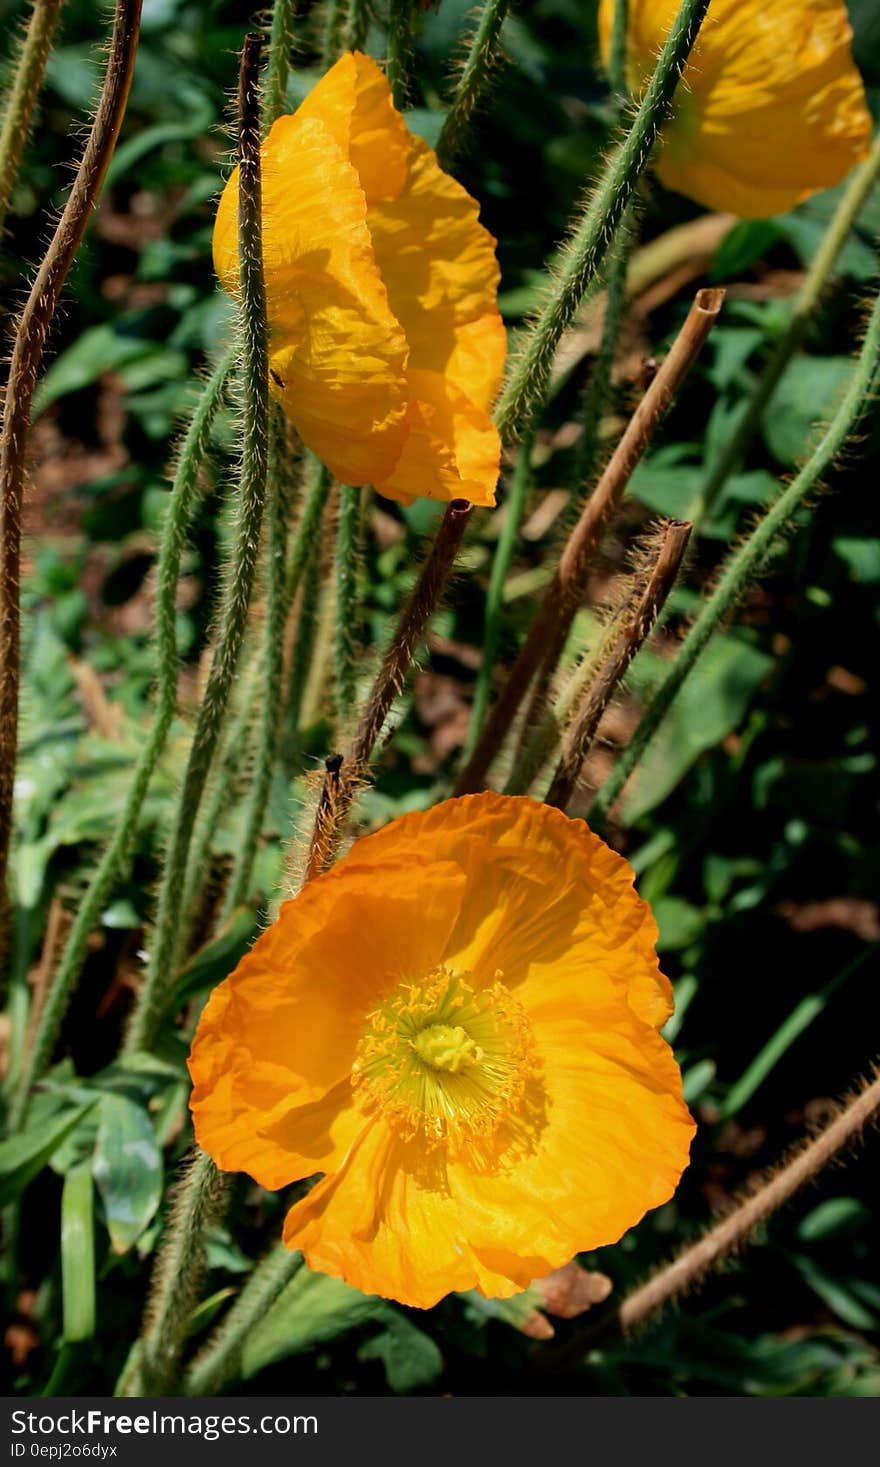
[32, 325, 157, 417]
[762, 356, 855, 466]
[0, 1103, 96, 1207]
[624, 636, 774, 823]
[653, 896, 705, 952]
[92, 1094, 163, 1254]
[358, 1314, 444, 1393]
[710, 221, 782, 282]
[242, 1267, 387, 1378]
[172, 902, 261, 1006]
[61, 1163, 96, 1342]
[797, 1198, 871, 1244]
[832, 536, 880, 584]
[793, 1254, 879, 1331]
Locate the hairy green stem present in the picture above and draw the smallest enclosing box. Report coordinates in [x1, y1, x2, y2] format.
[463, 431, 534, 759]
[590, 284, 880, 826]
[184, 1245, 303, 1396]
[133, 1151, 230, 1396]
[694, 130, 880, 520]
[264, 0, 297, 128]
[181, 458, 329, 935]
[571, 210, 636, 497]
[343, 0, 372, 52]
[385, 0, 412, 109]
[8, 354, 234, 1129]
[494, 0, 710, 445]
[334, 485, 361, 735]
[226, 411, 292, 912]
[435, 0, 509, 170]
[0, 0, 65, 235]
[323, 0, 350, 64]
[124, 33, 270, 1054]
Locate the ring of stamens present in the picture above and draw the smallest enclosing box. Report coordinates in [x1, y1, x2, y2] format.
[351, 966, 539, 1159]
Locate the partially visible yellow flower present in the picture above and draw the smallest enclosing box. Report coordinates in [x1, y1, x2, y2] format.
[188, 793, 694, 1309]
[599, 0, 872, 218]
[213, 51, 505, 507]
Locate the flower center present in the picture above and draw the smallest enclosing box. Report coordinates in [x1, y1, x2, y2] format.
[351, 966, 539, 1159]
[412, 1023, 482, 1073]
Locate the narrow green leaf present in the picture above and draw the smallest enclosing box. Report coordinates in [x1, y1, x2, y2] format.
[242, 1268, 386, 1378]
[92, 1094, 163, 1254]
[0, 1103, 95, 1207]
[61, 1162, 95, 1342]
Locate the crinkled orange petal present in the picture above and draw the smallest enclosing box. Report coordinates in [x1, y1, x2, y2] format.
[281, 1014, 693, 1307]
[375, 369, 500, 507]
[213, 112, 408, 486]
[188, 857, 467, 1189]
[282, 1124, 526, 1309]
[294, 49, 410, 206]
[598, 0, 872, 218]
[336, 792, 673, 1030]
[213, 51, 504, 505]
[450, 1017, 695, 1274]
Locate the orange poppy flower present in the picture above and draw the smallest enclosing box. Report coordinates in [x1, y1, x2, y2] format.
[189, 794, 694, 1308]
[213, 51, 505, 507]
[598, 0, 872, 218]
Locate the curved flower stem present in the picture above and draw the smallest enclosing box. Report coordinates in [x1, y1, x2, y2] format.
[462, 431, 534, 761]
[385, 0, 412, 109]
[306, 499, 471, 880]
[7, 352, 234, 1130]
[435, 0, 509, 171]
[619, 1066, 880, 1335]
[456, 288, 723, 796]
[0, 0, 65, 236]
[544, 519, 691, 811]
[590, 281, 880, 828]
[225, 411, 293, 914]
[544, 1062, 880, 1367]
[132, 1150, 230, 1397]
[264, 0, 297, 128]
[184, 1245, 303, 1396]
[124, 33, 270, 1056]
[694, 129, 880, 521]
[334, 485, 361, 735]
[0, 0, 142, 940]
[493, 0, 710, 446]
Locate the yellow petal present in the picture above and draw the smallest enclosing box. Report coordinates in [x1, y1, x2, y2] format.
[294, 50, 411, 205]
[375, 369, 500, 507]
[282, 1123, 528, 1308]
[368, 133, 505, 396]
[213, 111, 408, 486]
[188, 857, 467, 1189]
[598, 0, 872, 218]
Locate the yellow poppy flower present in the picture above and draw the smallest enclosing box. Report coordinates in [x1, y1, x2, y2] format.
[189, 794, 694, 1309]
[213, 51, 505, 506]
[598, 0, 872, 218]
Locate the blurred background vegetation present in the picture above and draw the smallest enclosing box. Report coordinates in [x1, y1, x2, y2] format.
[1, 0, 879, 1397]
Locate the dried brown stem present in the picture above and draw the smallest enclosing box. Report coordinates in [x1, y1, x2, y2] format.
[544, 518, 692, 811]
[543, 1062, 880, 1368]
[304, 499, 471, 880]
[455, 287, 724, 796]
[0, 0, 142, 906]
